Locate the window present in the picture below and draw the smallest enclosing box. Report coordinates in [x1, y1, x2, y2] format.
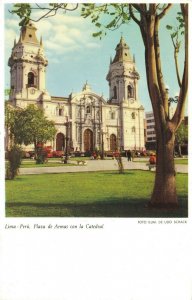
[113, 86, 117, 99]
[132, 126, 136, 133]
[146, 113, 153, 118]
[59, 109, 63, 116]
[28, 72, 35, 87]
[111, 112, 115, 119]
[86, 106, 91, 114]
[131, 112, 135, 119]
[147, 137, 156, 141]
[148, 130, 156, 135]
[128, 85, 134, 98]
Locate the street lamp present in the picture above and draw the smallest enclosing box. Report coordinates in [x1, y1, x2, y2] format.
[98, 127, 107, 160]
[101, 130, 104, 159]
[64, 116, 72, 164]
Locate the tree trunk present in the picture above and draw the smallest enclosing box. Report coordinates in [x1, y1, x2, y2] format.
[34, 140, 38, 160]
[149, 129, 178, 208]
[178, 144, 182, 157]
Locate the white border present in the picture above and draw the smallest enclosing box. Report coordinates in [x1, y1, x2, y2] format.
[0, 2, 191, 300]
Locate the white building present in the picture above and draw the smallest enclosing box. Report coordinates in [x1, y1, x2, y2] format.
[145, 106, 176, 146]
[7, 21, 145, 153]
[145, 112, 156, 144]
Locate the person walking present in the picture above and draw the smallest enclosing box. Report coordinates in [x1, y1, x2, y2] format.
[127, 150, 132, 161]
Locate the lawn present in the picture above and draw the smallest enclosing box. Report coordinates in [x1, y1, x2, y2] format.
[20, 161, 76, 168]
[134, 158, 188, 165]
[6, 170, 188, 218]
[17, 157, 91, 168]
[174, 159, 188, 165]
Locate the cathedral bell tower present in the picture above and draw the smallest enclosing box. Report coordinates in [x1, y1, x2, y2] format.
[8, 21, 50, 106]
[106, 36, 140, 106]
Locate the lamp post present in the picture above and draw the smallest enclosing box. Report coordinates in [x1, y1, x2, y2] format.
[64, 116, 72, 164]
[101, 130, 104, 159]
[98, 127, 106, 159]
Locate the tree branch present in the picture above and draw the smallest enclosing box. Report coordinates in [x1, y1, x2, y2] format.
[132, 4, 146, 15]
[11, 3, 79, 23]
[154, 17, 168, 116]
[149, 4, 157, 15]
[172, 4, 188, 129]
[172, 36, 182, 88]
[129, 5, 140, 26]
[157, 4, 172, 20]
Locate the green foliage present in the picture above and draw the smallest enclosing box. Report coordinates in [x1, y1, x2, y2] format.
[5, 102, 16, 144]
[166, 10, 185, 53]
[6, 171, 187, 217]
[166, 25, 173, 30]
[9, 3, 79, 25]
[175, 123, 188, 145]
[9, 105, 57, 151]
[5, 102, 15, 128]
[5, 89, 11, 96]
[175, 123, 188, 156]
[11, 3, 31, 26]
[81, 4, 130, 39]
[6, 145, 23, 180]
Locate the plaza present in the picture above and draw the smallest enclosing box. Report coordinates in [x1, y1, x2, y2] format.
[6, 157, 188, 218]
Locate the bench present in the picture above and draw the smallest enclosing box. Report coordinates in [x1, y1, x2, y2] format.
[146, 163, 156, 171]
[77, 160, 87, 166]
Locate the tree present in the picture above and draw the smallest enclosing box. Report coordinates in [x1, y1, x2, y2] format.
[5, 102, 15, 149]
[81, 4, 188, 208]
[175, 123, 188, 157]
[8, 104, 57, 161]
[6, 145, 23, 180]
[9, 3, 188, 207]
[5, 103, 23, 179]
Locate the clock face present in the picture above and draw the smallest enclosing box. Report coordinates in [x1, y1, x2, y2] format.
[30, 88, 35, 95]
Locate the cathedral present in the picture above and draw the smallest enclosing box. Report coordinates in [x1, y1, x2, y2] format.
[8, 21, 145, 153]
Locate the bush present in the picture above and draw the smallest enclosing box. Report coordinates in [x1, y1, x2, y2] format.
[6, 145, 23, 180]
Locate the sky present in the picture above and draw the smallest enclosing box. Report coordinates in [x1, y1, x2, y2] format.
[4, 3, 185, 113]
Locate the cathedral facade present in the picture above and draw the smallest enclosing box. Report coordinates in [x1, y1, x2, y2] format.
[8, 21, 145, 153]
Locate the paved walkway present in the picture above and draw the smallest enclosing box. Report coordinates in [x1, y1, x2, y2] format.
[19, 158, 188, 175]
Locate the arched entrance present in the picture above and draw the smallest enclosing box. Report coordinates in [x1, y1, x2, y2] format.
[110, 134, 117, 151]
[56, 133, 65, 151]
[84, 129, 93, 152]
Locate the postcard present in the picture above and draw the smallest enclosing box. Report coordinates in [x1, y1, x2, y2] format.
[0, 2, 191, 300]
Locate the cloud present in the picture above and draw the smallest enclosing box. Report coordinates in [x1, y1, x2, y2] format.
[4, 18, 18, 30]
[87, 42, 101, 49]
[4, 6, 102, 61]
[4, 28, 19, 50]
